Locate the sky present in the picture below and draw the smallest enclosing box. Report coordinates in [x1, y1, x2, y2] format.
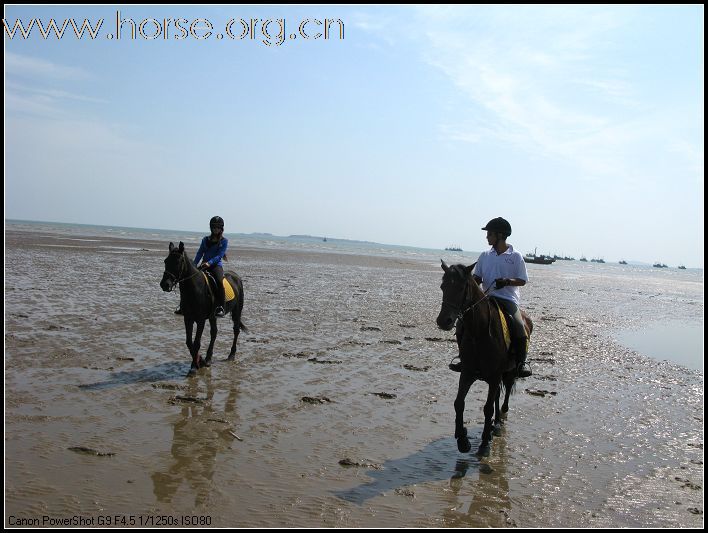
[4, 5, 704, 267]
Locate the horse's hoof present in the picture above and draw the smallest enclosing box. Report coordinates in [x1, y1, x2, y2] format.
[187, 368, 197, 377]
[476, 443, 491, 457]
[227, 354, 236, 362]
[493, 423, 503, 437]
[457, 437, 472, 454]
[203, 356, 212, 367]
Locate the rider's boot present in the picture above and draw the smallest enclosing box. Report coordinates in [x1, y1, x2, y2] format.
[449, 359, 463, 372]
[514, 336, 532, 378]
[215, 287, 226, 318]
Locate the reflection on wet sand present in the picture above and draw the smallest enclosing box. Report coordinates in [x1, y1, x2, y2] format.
[445, 435, 513, 527]
[152, 373, 240, 507]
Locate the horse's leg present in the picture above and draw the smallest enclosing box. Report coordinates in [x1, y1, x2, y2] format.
[204, 316, 217, 367]
[184, 318, 195, 370]
[501, 372, 515, 415]
[189, 320, 206, 374]
[478, 381, 500, 457]
[454, 374, 475, 453]
[493, 385, 503, 436]
[227, 287, 243, 361]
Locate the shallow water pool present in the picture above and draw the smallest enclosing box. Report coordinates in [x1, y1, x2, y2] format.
[615, 320, 703, 371]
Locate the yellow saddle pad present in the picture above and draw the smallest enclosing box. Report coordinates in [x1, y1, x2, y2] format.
[494, 300, 512, 350]
[201, 273, 237, 303]
[223, 279, 236, 302]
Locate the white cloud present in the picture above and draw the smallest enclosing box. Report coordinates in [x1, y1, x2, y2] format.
[5, 51, 92, 80]
[405, 7, 701, 184]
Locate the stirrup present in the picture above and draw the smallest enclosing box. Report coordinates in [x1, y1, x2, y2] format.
[449, 357, 463, 372]
[517, 362, 532, 378]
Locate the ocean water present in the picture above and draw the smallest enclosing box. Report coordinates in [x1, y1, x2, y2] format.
[6, 218, 704, 273]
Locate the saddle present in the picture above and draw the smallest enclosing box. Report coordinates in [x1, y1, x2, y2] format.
[202, 272, 237, 303]
[491, 299, 512, 351]
[450, 301, 526, 373]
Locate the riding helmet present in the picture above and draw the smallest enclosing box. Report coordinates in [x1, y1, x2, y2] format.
[210, 216, 224, 228]
[481, 217, 512, 236]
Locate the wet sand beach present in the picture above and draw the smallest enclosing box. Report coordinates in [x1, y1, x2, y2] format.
[5, 226, 704, 527]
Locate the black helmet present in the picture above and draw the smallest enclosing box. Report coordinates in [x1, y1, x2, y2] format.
[481, 217, 511, 236]
[210, 216, 224, 228]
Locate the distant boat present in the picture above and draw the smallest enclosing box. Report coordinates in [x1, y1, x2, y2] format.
[590, 258, 605, 264]
[619, 260, 628, 265]
[678, 265, 686, 269]
[653, 263, 668, 268]
[579, 256, 588, 262]
[323, 237, 327, 242]
[524, 248, 556, 265]
[552, 254, 575, 261]
[445, 246, 463, 251]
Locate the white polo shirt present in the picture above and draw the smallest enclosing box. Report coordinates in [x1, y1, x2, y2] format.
[472, 245, 528, 305]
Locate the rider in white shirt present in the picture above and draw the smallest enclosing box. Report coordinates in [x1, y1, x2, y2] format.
[471, 217, 532, 378]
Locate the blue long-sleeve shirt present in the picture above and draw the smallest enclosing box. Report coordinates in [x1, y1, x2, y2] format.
[194, 236, 228, 268]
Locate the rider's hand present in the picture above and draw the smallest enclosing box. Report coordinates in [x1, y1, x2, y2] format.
[495, 278, 508, 289]
[199, 262, 210, 270]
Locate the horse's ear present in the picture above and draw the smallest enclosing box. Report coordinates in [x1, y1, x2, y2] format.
[464, 263, 476, 275]
[169, 242, 174, 252]
[179, 241, 184, 253]
[441, 260, 450, 273]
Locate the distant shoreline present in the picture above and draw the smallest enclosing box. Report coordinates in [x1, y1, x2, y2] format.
[4, 218, 476, 257]
[5, 219, 701, 270]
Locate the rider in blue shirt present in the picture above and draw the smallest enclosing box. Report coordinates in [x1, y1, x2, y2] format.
[195, 216, 228, 317]
[175, 216, 229, 317]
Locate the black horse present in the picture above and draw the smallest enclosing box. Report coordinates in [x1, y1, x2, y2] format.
[436, 261, 533, 456]
[160, 242, 246, 375]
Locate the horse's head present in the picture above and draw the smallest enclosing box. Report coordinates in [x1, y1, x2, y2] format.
[436, 260, 476, 330]
[160, 241, 186, 292]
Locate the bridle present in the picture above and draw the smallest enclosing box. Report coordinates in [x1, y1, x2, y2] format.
[163, 250, 202, 291]
[441, 268, 496, 321]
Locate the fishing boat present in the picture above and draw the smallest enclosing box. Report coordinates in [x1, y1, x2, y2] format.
[524, 248, 556, 265]
[653, 263, 668, 268]
[619, 260, 627, 265]
[445, 246, 463, 252]
[678, 265, 686, 269]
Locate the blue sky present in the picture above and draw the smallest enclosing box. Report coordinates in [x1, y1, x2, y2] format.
[4, 6, 704, 266]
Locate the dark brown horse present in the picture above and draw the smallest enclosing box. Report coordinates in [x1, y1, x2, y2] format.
[160, 242, 246, 376]
[436, 261, 533, 456]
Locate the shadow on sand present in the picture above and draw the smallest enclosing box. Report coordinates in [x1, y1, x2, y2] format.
[333, 434, 489, 505]
[334, 432, 513, 526]
[78, 361, 186, 390]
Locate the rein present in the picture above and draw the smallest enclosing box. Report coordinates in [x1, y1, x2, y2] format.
[442, 274, 497, 321]
[164, 251, 203, 291]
